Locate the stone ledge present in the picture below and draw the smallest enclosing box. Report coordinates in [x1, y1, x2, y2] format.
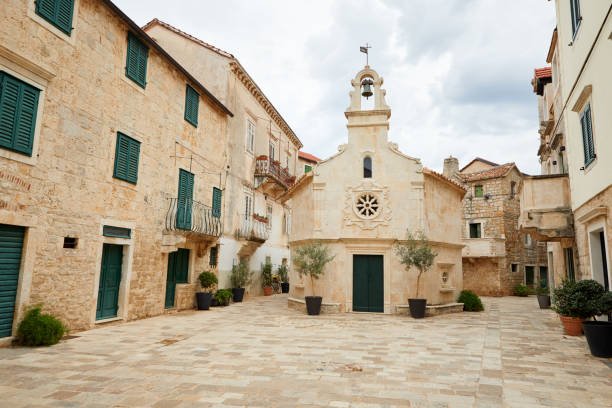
[396, 302, 464, 317]
[287, 297, 341, 314]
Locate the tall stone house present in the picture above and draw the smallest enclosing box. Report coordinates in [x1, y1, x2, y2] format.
[0, 0, 237, 340]
[297, 151, 321, 178]
[143, 20, 302, 295]
[521, 0, 611, 295]
[444, 157, 547, 296]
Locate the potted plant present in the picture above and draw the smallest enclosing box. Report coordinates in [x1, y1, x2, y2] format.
[393, 230, 437, 319]
[262, 261, 274, 296]
[278, 264, 289, 293]
[230, 260, 253, 302]
[214, 289, 233, 306]
[196, 271, 218, 310]
[582, 287, 612, 358]
[293, 241, 335, 315]
[535, 280, 551, 309]
[552, 279, 605, 336]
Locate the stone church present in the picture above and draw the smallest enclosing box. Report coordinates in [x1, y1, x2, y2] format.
[282, 66, 466, 314]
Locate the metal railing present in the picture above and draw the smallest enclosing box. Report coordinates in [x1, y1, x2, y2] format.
[165, 198, 222, 237]
[254, 156, 296, 189]
[236, 213, 269, 242]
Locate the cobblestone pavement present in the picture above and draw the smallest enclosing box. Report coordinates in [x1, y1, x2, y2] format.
[0, 295, 610, 408]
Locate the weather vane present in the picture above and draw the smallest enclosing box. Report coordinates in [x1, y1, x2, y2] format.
[360, 43, 371, 66]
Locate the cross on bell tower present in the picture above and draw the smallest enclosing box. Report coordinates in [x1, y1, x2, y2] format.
[359, 43, 372, 66]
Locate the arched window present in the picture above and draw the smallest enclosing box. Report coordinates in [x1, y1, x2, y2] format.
[363, 157, 372, 178]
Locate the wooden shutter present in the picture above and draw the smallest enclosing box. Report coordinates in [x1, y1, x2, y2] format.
[175, 248, 190, 283]
[581, 105, 595, 166]
[177, 170, 194, 230]
[0, 73, 40, 156]
[184, 85, 199, 127]
[126, 33, 148, 88]
[209, 246, 218, 267]
[36, 0, 74, 35]
[113, 133, 140, 184]
[212, 187, 222, 217]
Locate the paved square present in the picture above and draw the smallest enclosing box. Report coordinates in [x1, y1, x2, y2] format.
[0, 295, 610, 407]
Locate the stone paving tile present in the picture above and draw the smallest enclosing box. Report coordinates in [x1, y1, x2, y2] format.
[0, 295, 611, 407]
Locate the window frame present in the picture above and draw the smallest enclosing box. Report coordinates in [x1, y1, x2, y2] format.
[474, 185, 484, 198]
[304, 164, 312, 173]
[246, 120, 255, 153]
[125, 32, 149, 89]
[113, 132, 141, 184]
[212, 187, 222, 218]
[35, 0, 75, 36]
[267, 204, 273, 230]
[469, 222, 482, 239]
[570, 0, 582, 40]
[363, 156, 372, 178]
[525, 265, 535, 286]
[209, 246, 218, 267]
[184, 84, 199, 127]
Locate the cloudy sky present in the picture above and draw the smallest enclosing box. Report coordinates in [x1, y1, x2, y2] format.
[115, 0, 556, 174]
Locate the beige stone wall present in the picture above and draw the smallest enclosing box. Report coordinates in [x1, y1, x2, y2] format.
[0, 0, 229, 332]
[462, 258, 502, 296]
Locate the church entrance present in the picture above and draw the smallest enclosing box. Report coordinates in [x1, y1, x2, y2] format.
[353, 255, 383, 312]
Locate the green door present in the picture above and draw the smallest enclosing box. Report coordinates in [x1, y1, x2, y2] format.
[96, 244, 123, 320]
[353, 255, 384, 312]
[0, 224, 25, 338]
[165, 249, 189, 308]
[176, 169, 194, 230]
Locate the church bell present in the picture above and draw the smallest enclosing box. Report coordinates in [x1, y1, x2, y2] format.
[361, 78, 373, 99]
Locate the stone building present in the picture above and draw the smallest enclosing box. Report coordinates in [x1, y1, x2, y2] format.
[444, 158, 547, 296]
[0, 0, 233, 340]
[143, 19, 302, 295]
[282, 65, 466, 314]
[521, 1, 611, 294]
[297, 151, 321, 178]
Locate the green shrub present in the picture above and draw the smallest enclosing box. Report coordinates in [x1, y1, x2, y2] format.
[457, 290, 484, 312]
[514, 284, 530, 297]
[552, 279, 608, 318]
[277, 264, 289, 283]
[17, 305, 66, 347]
[198, 271, 218, 292]
[230, 260, 253, 288]
[214, 289, 233, 305]
[261, 261, 273, 287]
[535, 280, 549, 296]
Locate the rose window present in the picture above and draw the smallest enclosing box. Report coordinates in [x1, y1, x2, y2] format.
[355, 193, 379, 218]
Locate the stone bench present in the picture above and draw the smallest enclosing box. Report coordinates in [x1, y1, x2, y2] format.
[396, 302, 464, 317]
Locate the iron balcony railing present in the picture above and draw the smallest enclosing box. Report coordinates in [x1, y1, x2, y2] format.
[236, 214, 269, 242]
[254, 156, 296, 189]
[165, 198, 222, 237]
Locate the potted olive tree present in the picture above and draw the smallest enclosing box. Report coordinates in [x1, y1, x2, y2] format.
[552, 279, 604, 336]
[535, 280, 551, 309]
[197, 271, 218, 310]
[393, 230, 437, 319]
[262, 261, 273, 296]
[580, 282, 612, 357]
[230, 260, 253, 302]
[293, 241, 335, 315]
[278, 264, 290, 293]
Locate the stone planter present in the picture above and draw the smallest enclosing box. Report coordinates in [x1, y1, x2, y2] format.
[305, 296, 322, 315]
[559, 315, 585, 336]
[196, 292, 212, 310]
[582, 321, 612, 357]
[408, 298, 427, 319]
[232, 287, 245, 302]
[537, 294, 551, 309]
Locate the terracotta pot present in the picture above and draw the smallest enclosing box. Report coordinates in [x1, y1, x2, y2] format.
[263, 286, 273, 296]
[559, 315, 585, 336]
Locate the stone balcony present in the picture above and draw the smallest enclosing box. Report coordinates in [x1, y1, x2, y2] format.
[519, 174, 574, 242]
[462, 238, 506, 258]
[254, 156, 296, 199]
[162, 198, 222, 252]
[235, 214, 269, 243]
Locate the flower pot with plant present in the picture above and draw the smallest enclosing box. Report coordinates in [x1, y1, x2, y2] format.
[294, 241, 335, 315]
[196, 271, 218, 310]
[278, 264, 290, 293]
[535, 280, 551, 309]
[214, 289, 233, 306]
[552, 279, 608, 336]
[393, 230, 437, 319]
[261, 261, 274, 296]
[576, 281, 612, 357]
[230, 259, 253, 302]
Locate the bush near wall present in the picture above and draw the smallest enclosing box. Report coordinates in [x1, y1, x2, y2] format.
[514, 285, 530, 297]
[457, 290, 484, 312]
[17, 305, 67, 347]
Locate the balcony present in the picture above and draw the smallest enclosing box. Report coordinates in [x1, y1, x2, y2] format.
[235, 214, 269, 243]
[462, 238, 506, 258]
[164, 198, 222, 239]
[519, 174, 573, 242]
[254, 156, 296, 198]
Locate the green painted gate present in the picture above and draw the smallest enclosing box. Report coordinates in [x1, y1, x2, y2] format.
[96, 244, 123, 320]
[353, 255, 384, 312]
[0, 224, 25, 338]
[165, 248, 189, 309]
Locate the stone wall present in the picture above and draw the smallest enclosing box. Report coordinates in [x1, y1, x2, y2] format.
[462, 258, 503, 296]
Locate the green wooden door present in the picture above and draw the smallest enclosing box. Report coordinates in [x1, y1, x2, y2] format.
[165, 249, 189, 308]
[96, 244, 123, 320]
[176, 169, 194, 230]
[353, 255, 384, 312]
[0, 224, 25, 338]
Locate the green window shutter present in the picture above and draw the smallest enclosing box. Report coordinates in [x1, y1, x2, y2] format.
[474, 185, 483, 197]
[175, 248, 190, 283]
[580, 104, 595, 166]
[36, 0, 74, 36]
[212, 187, 222, 217]
[184, 85, 199, 127]
[0, 72, 40, 157]
[126, 33, 148, 88]
[113, 132, 140, 184]
[209, 246, 218, 267]
[304, 164, 312, 173]
[177, 169, 194, 230]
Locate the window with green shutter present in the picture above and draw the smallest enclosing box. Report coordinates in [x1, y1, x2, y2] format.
[177, 169, 194, 230]
[212, 187, 222, 217]
[184, 85, 199, 127]
[0, 72, 40, 157]
[474, 185, 484, 198]
[570, 0, 581, 38]
[580, 104, 595, 167]
[469, 223, 482, 239]
[35, 0, 74, 36]
[113, 132, 140, 184]
[209, 246, 218, 267]
[125, 32, 149, 88]
[304, 164, 312, 173]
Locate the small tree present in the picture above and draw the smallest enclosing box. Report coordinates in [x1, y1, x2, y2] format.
[393, 230, 437, 299]
[198, 271, 218, 293]
[261, 261, 273, 288]
[277, 264, 289, 283]
[230, 259, 253, 288]
[293, 241, 335, 296]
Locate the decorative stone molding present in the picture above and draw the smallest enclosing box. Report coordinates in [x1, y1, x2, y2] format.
[343, 180, 392, 230]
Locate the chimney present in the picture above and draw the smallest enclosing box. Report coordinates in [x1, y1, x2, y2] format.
[443, 156, 459, 179]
